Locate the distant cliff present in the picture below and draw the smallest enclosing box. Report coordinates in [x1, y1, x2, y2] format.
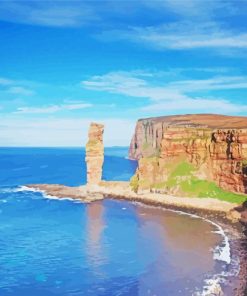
[129, 114, 247, 200]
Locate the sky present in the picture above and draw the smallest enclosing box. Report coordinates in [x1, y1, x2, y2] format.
[0, 0, 247, 146]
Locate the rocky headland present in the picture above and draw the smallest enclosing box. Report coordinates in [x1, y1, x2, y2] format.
[129, 114, 247, 205]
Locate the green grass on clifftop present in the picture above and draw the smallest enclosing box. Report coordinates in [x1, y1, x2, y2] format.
[180, 178, 246, 204]
[155, 160, 247, 204]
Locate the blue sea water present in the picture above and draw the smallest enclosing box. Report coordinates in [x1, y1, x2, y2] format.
[0, 147, 229, 296]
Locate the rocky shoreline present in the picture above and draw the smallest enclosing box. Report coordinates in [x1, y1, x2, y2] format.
[26, 181, 247, 296]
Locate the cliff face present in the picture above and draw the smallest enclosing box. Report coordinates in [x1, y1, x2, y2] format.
[86, 123, 104, 185]
[129, 114, 247, 197]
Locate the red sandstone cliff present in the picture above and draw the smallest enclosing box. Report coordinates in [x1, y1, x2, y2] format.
[129, 114, 247, 196]
[86, 123, 104, 185]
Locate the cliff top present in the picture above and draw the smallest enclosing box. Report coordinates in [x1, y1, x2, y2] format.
[138, 114, 247, 129]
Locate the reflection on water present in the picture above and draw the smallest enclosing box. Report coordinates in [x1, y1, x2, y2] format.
[85, 202, 107, 276]
[82, 200, 223, 296]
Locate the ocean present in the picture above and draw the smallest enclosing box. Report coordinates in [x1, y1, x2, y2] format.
[0, 147, 232, 295]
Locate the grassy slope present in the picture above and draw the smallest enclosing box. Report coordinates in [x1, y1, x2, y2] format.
[153, 161, 247, 204]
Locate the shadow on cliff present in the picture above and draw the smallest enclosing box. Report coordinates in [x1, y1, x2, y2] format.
[233, 200, 247, 296]
[233, 164, 247, 226]
[240, 171, 247, 226]
[236, 199, 247, 296]
[233, 201, 247, 226]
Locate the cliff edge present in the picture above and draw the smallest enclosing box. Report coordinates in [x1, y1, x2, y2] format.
[129, 114, 247, 201]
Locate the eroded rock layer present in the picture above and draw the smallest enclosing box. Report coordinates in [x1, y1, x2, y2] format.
[86, 122, 104, 185]
[129, 114, 247, 197]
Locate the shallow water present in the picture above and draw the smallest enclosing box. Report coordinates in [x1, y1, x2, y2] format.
[0, 148, 230, 295]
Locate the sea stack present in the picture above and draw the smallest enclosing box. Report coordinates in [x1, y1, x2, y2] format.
[85, 122, 104, 186]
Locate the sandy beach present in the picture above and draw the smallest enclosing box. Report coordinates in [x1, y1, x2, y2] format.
[27, 181, 239, 217]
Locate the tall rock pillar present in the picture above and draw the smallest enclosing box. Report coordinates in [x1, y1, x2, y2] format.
[85, 123, 104, 186]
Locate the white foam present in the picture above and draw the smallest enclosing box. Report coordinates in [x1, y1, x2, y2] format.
[42, 193, 82, 203]
[0, 188, 10, 193]
[42, 193, 58, 199]
[0, 186, 52, 203]
[193, 278, 222, 296]
[0, 186, 38, 193]
[5, 185, 82, 204]
[1, 185, 84, 205]
[12, 186, 41, 193]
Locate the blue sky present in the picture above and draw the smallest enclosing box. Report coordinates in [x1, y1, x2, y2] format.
[1, 0, 247, 146]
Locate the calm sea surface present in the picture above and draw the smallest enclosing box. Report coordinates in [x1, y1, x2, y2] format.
[0, 147, 229, 295]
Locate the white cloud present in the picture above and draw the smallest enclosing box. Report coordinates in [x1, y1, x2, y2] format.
[82, 71, 190, 101]
[0, 1, 98, 27]
[0, 117, 135, 146]
[16, 103, 93, 114]
[98, 21, 247, 51]
[143, 0, 237, 19]
[0, 77, 14, 86]
[7, 86, 35, 96]
[64, 103, 93, 110]
[0, 77, 38, 100]
[169, 76, 247, 92]
[16, 106, 61, 114]
[82, 71, 148, 97]
[82, 70, 247, 115]
[142, 98, 247, 114]
[82, 71, 247, 100]
[0, 0, 241, 30]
